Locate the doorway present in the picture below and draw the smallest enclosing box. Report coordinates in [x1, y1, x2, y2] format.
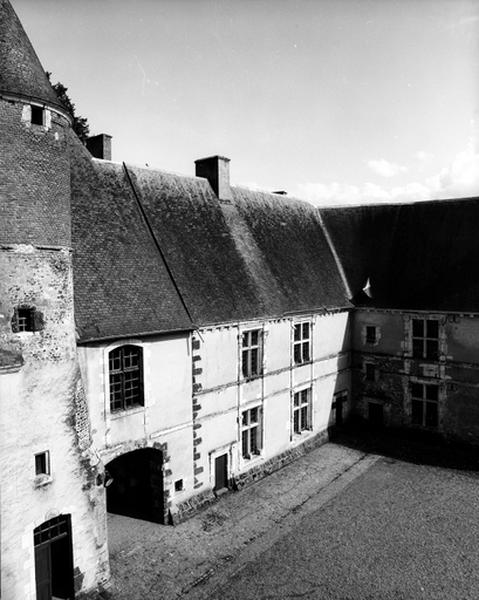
[106, 447, 165, 523]
[332, 391, 348, 427]
[34, 515, 74, 600]
[214, 453, 228, 493]
[368, 401, 384, 427]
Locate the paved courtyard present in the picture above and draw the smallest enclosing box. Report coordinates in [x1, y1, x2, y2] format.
[107, 440, 479, 599]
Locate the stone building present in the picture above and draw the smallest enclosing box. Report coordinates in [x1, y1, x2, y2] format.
[1, 0, 479, 598]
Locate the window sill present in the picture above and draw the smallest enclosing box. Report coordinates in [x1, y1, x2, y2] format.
[291, 430, 313, 444]
[241, 374, 263, 383]
[293, 360, 312, 367]
[110, 405, 145, 419]
[241, 453, 263, 465]
[34, 474, 53, 488]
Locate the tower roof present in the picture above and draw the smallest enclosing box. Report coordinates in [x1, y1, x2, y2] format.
[0, 0, 66, 112]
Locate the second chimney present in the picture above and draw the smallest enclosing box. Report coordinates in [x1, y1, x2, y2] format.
[86, 133, 112, 161]
[195, 155, 232, 202]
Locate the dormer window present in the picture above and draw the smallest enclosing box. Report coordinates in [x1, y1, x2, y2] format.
[31, 105, 44, 126]
[11, 306, 42, 333]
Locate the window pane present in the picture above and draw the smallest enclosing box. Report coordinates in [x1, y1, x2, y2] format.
[242, 332, 249, 347]
[294, 324, 301, 341]
[412, 319, 424, 337]
[425, 402, 438, 427]
[301, 389, 309, 405]
[242, 350, 249, 378]
[294, 344, 302, 364]
[242, 411, 248, 426]
[251, 330, 258, 346]
[412, 339, 424, 358]
[302, 342, 310, 362]
[242, 430, 249, 458]
[300, 406, 308, 430]
[426, 320, 439, 338]
[302, 322, 310, 339]
[293, 393, 300, 407]
[251, 348, 258, 375]
[293, 410, 299, 434]
[426, 340, 439, 361]
[250, 407, 258, 423]
[425, 385, 438, 402]
[250, 427, 258, 453]
[411, 400, 423, 425]
[411, 383, 423, 399]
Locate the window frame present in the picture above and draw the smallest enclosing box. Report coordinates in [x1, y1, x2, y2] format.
[410, 382, 439, 428]
[292, 387, 312, 435]
[241, 405, 262, 460]
[30, 104, 45, 126]
[241, 329, 263, 379]
[411, 318, 440, 361]
[108, 344, 144, 413]
[293, 321, 311, 365]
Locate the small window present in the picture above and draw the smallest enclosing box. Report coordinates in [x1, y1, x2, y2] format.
[412, 318, 439, 360]
[411, 382, 439, 428]
[12, 306, 40, 333]
[31, 105, 44, 126]
[293, 322, 311, 364]
[365, 363, 376, 382]
[293, 388, 312, 435]
[174, 479, 184, 492]
[241, 406, 262, 459]
[366, 326, 377, 345]
[35, 451, 50, 476]
[241, 329, 263, 378]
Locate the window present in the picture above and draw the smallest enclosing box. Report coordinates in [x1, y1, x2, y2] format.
[365, 362, 376, 382]
[35, 451, 50, 476]
[293, 322, 311, 364]
[366, 326, 377, 344]
[31, 105, 44, 125]
[174, 479, 184, 492]
[293, 388, 311, 434]
[11, 306, 42, 333]
[109, 345, 144, 412]
[412, 318, 439, 360]
[411, 382, 439, 428]
[241, 329, 263, 378]
[241, 406, 262, 459]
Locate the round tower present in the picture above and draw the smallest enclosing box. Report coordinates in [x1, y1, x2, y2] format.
[0, 1, 109, 597]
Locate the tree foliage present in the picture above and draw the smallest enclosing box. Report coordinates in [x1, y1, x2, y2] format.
[46, 72, 90, 144]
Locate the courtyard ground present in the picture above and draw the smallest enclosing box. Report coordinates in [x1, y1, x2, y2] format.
[107, 436, 479, 599]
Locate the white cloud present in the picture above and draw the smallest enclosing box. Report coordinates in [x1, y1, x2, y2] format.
[296, 138, 479, 207]
[414, 150, 434, 162]
[367, 158, 407, 177]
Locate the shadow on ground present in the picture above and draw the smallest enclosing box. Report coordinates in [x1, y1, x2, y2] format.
[331, 419, 479, 471]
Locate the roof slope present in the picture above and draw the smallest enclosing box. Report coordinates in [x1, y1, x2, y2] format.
[124, 165, 350, 327]
[321, 198, 479, 312]
[70, 138, 192, 341]
[0, 0, 65, 111]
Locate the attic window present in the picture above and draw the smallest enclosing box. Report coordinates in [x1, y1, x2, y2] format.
[31, 105, 44, 126]
[12, 306, 42, 333]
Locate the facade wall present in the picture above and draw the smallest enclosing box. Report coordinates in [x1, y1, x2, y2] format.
[189, 310, 352, 505]
[77, 332, 195, 519]
[353, 309, 479, 444]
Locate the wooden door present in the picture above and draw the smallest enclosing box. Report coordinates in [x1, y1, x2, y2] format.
[214, 454, 228, 492]
[34, 544, 51, 600]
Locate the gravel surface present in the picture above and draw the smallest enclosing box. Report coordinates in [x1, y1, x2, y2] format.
[209, 458, 479, 600]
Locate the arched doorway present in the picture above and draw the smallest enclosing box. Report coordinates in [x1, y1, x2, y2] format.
[105, 448, 165, 523]
[34, 514, 74, 599]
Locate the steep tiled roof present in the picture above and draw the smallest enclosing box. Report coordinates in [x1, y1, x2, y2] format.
[70, 137, 193, 342]
[0, 0, 65, 111]
[71, 151, 350, 341]
[321, 198, 479, 312]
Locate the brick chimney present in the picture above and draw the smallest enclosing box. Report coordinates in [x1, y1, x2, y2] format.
[195, 155, 232, 202]
[86, 133, 112, 160]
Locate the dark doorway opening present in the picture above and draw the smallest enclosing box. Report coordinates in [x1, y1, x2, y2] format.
[214, 453, 228, 493]
[332, 392, 348, 427]
[106, 448, 165, 523]
[34, 514, 74, 600]
[368, 402, 384, 428]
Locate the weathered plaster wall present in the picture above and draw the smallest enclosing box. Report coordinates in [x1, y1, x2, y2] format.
[353, 309, 479, 444]
[0, 248, 109, 599]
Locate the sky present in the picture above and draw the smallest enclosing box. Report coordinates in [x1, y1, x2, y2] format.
[14, 0, 479, 206]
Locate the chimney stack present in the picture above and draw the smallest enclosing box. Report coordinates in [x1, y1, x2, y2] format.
[195, 155, 232, 202]
[86, 133, 112, 161]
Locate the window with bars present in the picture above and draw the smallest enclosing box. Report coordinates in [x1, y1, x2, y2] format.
[293, 388, 312, 434]
[241, 406, 262, 459]
[11, 306, 42, 332]
[293, 322, 311, 365]
[109, 345, 144, 412]
[411, 382, 439, 428]
[241, 329, 263, 378]
[412, 318, 439, 360]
